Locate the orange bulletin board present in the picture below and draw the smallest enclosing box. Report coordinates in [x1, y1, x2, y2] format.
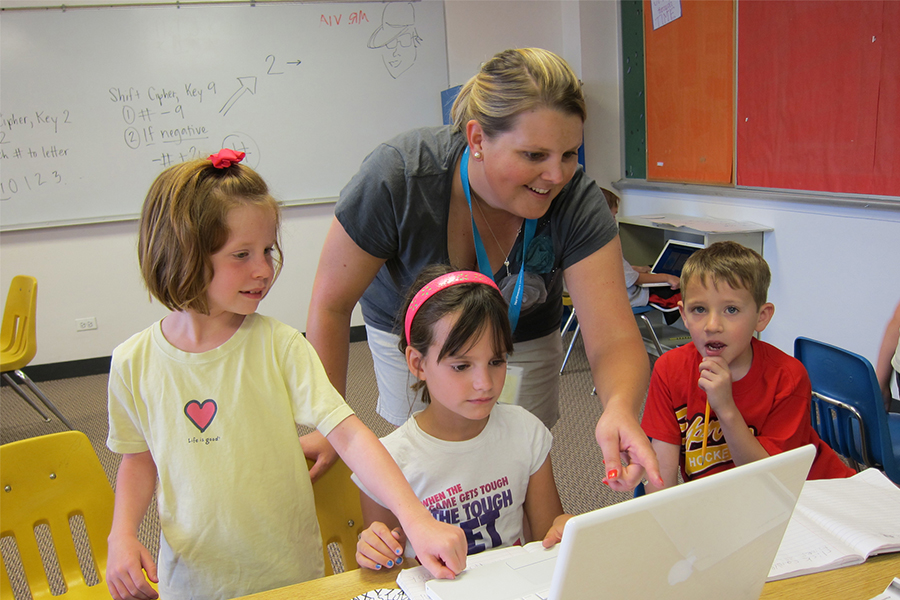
[635, 0, 899, 197]
[643, 0, 734, 185]
[737, 0, 899, 196]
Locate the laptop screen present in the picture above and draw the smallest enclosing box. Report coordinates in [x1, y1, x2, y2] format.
[652, 241, 704, 277]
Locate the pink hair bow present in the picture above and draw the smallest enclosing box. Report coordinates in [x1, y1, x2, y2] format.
[209, 149, 245, 169]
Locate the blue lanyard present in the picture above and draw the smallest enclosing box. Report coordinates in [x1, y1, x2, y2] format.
[460, 147, 536, 332]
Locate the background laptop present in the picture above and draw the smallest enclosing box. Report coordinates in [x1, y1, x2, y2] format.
[640, 239, 705, 287]
[426, 445, 815, 600]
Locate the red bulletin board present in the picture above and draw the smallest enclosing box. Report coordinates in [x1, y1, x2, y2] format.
[643, 0, 734, 185]
[737, 0, 899, 196]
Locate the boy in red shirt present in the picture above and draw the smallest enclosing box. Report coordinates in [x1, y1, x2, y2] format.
[641, 242, 854, 491]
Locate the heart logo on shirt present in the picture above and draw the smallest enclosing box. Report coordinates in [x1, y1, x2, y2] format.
[184, 399, 217, 433]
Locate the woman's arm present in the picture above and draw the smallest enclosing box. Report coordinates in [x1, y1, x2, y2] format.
[307, 217, 387, 397]
[564, 238, 661, 492]
[326, 415, 467, 579]
[522, 456, 570, 548]
[303, 218, 387, 479]
[106, 451, 159, 600]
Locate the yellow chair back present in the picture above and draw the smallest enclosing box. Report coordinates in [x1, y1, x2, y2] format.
[307, 457, 365, 575]
[1, 275, 38, 372]
[1, 431, 115, 599]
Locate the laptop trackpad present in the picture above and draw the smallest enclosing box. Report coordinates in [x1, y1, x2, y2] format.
[507, 547, 559, 584]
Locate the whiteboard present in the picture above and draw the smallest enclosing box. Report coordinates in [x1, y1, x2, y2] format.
[0, 2, 448, 230]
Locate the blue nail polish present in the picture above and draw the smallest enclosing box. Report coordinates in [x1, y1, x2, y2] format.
[387, 560, 394, 568]
[375, 564, 382, 570]
[395, 548, 402, 555]
[396, 556, 404, 564]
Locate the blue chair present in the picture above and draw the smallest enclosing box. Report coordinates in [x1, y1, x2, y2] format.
[794, 337, 900, 484]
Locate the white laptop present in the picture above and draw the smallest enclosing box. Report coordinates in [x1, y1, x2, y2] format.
[425, 445, 815, 600]
[641, 239, 705, 287]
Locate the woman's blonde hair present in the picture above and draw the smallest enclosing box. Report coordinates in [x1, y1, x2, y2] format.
[138, 157, 282, 314]
[451, 48, 585, 137]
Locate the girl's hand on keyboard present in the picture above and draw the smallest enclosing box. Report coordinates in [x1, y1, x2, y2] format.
[357, 522, 407, 571]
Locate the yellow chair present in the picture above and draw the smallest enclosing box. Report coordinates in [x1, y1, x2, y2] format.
[307, 457, 365, 575]
[1, 275, 74, 429]
[1, 431, 118, 598]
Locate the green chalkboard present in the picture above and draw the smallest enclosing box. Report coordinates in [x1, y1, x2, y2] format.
[620, 0, 646, 180]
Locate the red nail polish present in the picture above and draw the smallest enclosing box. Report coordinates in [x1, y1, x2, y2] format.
[607, 469, 619, 480]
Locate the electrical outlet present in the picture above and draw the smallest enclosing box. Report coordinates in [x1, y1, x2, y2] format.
[76, 317, 98, 332]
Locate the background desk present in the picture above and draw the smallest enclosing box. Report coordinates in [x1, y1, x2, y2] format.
[234, 552, 900, 600]
[617, 213, 772, 267]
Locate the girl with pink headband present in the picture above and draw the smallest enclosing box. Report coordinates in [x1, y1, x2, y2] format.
[352, 264, 572, 570]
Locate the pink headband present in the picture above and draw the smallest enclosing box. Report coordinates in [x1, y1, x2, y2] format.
[404, 271, 500, 344]
[209, 149, 245, 169]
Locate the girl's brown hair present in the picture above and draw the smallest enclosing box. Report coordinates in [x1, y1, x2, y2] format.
[399, 264, 513, 405]
[138, 157, 282, 314]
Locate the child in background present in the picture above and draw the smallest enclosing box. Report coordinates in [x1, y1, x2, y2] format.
[641, 241, 854, 492]
[602, 188, 679, 308]
[105, 151, 466, 600]
[353, 265, 571, 570]
[876, 300, 900, 412]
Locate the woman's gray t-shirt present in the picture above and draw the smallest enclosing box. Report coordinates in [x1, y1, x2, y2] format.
[335, 126, 618, 343]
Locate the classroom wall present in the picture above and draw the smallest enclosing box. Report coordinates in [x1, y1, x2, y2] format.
[1, 0, 602, 367]
[617, 189, 900, 362]
[2, 0, 897, 370]
[0, 202, 342, 365]
[443, 0, 622, 190]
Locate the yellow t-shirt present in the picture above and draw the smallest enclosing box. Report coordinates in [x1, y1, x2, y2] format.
[108, 313, 354, 599]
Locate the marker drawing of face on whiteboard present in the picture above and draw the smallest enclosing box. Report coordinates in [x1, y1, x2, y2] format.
[368, 2, 421, 79]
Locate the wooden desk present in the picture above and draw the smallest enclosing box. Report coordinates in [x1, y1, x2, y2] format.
[235, 553, 899, 600]
[759, 553, 898, 600]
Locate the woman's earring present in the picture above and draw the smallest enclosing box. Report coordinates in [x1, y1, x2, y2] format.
[473, 151, 483, 160]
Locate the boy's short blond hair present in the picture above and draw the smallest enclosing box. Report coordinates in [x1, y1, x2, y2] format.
[138, 157, 282, 315]
[680, 241, 770, 309]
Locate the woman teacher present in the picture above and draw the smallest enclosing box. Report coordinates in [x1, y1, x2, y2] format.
[305, 48, 660, 491]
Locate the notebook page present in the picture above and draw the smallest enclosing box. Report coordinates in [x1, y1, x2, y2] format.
[768, 509, 861, 580]
[768, 469, 900, 581]
[797, 470, 900, 554]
